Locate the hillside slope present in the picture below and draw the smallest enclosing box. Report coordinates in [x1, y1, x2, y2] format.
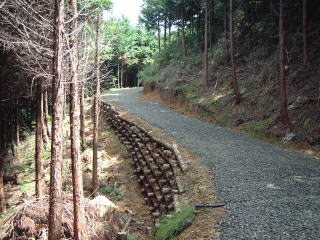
[142, 43, 320, 157]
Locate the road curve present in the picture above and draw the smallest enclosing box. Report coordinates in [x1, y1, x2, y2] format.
[104, 88, 320, 240]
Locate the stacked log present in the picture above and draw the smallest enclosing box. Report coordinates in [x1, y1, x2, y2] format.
[100, 102, 186, 221]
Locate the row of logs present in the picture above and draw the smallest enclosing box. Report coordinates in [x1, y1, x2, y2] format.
[100, 102, 185, 221]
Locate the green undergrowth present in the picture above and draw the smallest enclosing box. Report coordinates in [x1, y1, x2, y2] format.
[154, 206, 195, 240]
[99, 184, 126, 202]
[243, 119, 273, 139]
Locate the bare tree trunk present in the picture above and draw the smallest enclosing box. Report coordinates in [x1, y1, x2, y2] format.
[69, 0, 87, 238]
[92, 14, 101, 198]
[229, 0, 242, 104]
[35, 82, 44, 197]
[303, 0, 310, 69]
[164, 16, 167, 49]
[157, 19, 161, 53]
[80, 84, 86, 148]
[120, 61, 124, 88]
[44, 87, 52, 138]
[15, 98, 20, 146]
[48, 0, 65, 238]
[279, 0, 292, 129]
[224, 0, 228, 49]
[168, 19, 172, 42]
[0, 123, 6, 214]
[204, 0, 209, 88]
[41, 86, 49, 145]
[181, 1, 187, 57]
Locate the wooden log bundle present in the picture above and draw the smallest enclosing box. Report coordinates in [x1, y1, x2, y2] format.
[100, 101, 186, 220]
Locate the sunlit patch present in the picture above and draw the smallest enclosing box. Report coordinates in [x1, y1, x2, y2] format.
[266, 183, 280, 189]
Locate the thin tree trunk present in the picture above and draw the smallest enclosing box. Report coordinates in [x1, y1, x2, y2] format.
[181, 1, 187, 57]
[44, 87, 52, 138]
[279, 0, 292, 129]
[164, 16, 167, 49]
[35, 82, 44, 197]
[117, 63, 120, 88]
[80, 84, 86, 148]
[0, 123, 6, 214]
[48, 0, 65, 238]
[69, 0, 87, 238]
[41, 87, 49, 145]
[92, 13, 101, 198]
[169, 19, 172, 42]
[15, 98, 20, 146]
[303, 0, 310, 69]
[229, 0, 242, 103]
[120, 62, 124, 88]
[224, 0, 228, 49]
[157, 19, 161, 53]
[204, 0, 209, 88]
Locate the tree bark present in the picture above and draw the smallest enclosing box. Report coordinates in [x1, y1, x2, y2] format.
[44, 86, 52, 138]
[204, 0, 209, 88]
[303, 0, 310, 69]
[229, 0, 242, 103]
[181, 1, 187, 57]
[35, 82, 44, 197]
[157, 19, 161, 53]
[164, 15, 167, 49]
[15, 98, 20, 146]
[0, 122, 6, 214]
[279, 0, 292, 129]
[69, 0, 87, 238]
[80, 84, 86, 148]
[41, 87, 49, 145]
[224, 0, 228, 49]
[48, 0, 65, 238]
[92, 13, 101, 198]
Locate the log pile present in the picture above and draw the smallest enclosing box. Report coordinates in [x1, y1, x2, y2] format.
[100, 102, 186, 221]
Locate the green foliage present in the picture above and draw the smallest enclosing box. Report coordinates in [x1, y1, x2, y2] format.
[154, 206, 195, 240]
[99, 184, 126, 201]
[128, 234, 140, 240]
[244, 119, 273, 138]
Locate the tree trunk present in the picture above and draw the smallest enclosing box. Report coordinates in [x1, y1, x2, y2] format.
[164, 16, 167, 49]
[35, 82, 44, 197]
[117, 63, 120, 88]
[69, 0, 87, 238]
[181, 1, 187, 57]
[44, 87, 52, 138]
[303, 0, 310, 69]
[80, 84, 86, 148]
[229, 0, 242, 104]
[41, 87, 49, 145]
[157, 19, 161, 53]
[224, 0, 228, 49]
[120, 61, 124, 88]
[0, 122, 6, 214]
[204, 0, 209, 88]
[92, 14, 101, 198]
[48, 0, 65, 238]
[279, 0, 292, 129]
[15, 98, 20, 146]
[169, 19, 172, 42]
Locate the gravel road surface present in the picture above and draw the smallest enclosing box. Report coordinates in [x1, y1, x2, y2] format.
[104, 88, 320, 240]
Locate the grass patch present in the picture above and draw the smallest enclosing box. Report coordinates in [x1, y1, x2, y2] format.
[20, 181, 34, 191]
[99, 184, 126, 202]
[154, 206, 195, 240]
[128, 234, 140, 240]
[42, 150, 51, 160]
[243, 119, 272, 138]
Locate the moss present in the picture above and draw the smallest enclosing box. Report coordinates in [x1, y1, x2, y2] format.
[154, 206, 195, 240]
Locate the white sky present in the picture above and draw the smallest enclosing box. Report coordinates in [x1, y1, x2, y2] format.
[104, 0, 144, 26]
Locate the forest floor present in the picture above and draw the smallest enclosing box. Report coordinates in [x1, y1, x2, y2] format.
[0, 100, 224, 240]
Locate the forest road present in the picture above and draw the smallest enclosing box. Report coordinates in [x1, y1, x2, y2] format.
[103, 88, 320, 240]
